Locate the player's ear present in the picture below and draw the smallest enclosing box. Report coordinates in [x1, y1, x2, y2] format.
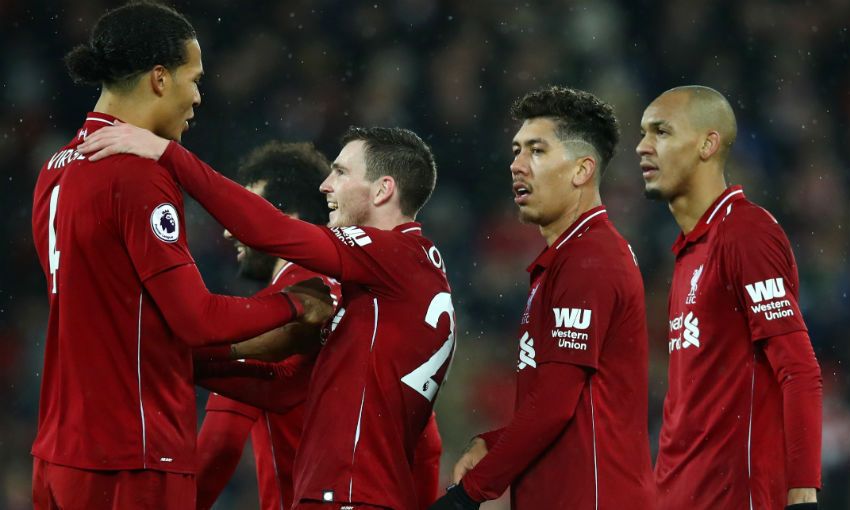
[571, 156, 597, 187]
[373, 176, 396, 207]
[699, 131, 721, 161]
[149, 65, 168, 97]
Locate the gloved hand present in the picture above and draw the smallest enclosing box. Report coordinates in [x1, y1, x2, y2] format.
[428, 483, 480, 510]
[786, 504, 817, 510]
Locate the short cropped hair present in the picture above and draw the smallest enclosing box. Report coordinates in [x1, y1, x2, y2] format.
[511, 86, 620, 176]
[64, 1, 196, 92]
[237, 142, 331, 225]
[341, 126, 437, 217]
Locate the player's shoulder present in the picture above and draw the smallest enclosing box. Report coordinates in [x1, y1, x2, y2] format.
[559, 218, 630, 263]
[717, 199, 788, 242]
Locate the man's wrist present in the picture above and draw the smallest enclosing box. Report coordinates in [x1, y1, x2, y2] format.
[282, 292, 304, 318]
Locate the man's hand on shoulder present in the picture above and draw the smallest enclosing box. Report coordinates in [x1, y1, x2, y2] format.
[287, 277, 334, 327]
[428, 484, 480, 510]
[78, 121, 169, 162]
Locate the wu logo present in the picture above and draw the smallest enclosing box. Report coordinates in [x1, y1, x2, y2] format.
[745, 278, 785, 303]
[552, 308, 591, 330]
[686, 264, 703, 305]
[517, 331, 537, 370]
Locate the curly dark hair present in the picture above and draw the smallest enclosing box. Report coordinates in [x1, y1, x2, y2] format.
[237, 141, 331, 225]
[511, 86, 620, 176]
[341, 126, 437, 217]
[64, 1, 196, 91]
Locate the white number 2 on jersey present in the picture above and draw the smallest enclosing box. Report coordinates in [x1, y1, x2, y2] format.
[48, 185, 61, 294]
[401, 292, 456, 402]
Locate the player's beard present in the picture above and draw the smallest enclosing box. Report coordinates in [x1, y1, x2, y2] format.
[644, 187, 665, 201]
[238, 248, 278, 281]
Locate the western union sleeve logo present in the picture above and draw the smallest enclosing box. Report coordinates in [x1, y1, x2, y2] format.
[552, 308, 592, 329]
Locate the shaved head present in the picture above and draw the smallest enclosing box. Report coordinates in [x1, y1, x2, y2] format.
[660, 85, 738, 158]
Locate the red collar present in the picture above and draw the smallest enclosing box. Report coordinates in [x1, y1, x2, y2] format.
[527, 205, 608, 273]
[77, 112, 123, 141]
[671, 186, 746, 256]
[393, 222, 423, 236]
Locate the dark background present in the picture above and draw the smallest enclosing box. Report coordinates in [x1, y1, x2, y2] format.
[2, 1, 848, 508]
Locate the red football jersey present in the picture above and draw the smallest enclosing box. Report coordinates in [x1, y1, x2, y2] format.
[205, 262, 340, 510]
[656, 186, 809, 510]
[292, 224, 454, 510]
[510, 206, 654, 509]
[31, 113, 295, 475]
[31, 113, 198, 472]
[157, 143, 455, 509]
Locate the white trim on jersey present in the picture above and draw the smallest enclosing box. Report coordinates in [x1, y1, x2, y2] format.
[264, 413, 285, 510]
[349, 298, 379, 501]
[350, 388, 367, 501]
[136, 292, 147, 467]
[747, 355, 755, 510]
[85, 117, 116, 125]
[555, 209, 607, 250]
[589, 379, 599, 510]
[271, 261, 294, 286]
[369, 298, 379, 351]
[706, 189, 744, 224]
[400, 226, 422, 234]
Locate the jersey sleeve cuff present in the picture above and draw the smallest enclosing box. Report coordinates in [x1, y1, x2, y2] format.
[283, 292, 304, 318]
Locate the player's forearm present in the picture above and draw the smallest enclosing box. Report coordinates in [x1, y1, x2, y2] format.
[145, 264, 302, 347]
[159, 142, 342, 276]
[196, 359, 311, 413]
[462, 362, 587, 501]
[763, 331, 823, 489]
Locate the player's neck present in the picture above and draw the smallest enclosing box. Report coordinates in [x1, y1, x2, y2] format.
[669, 168, 727, 234]
[92, 89, 158, 133]
[366, 210, 415, 231]
[541, 188, 602, 246]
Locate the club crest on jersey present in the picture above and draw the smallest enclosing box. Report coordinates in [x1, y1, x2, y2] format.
[686, 264, 703, 305]
[521, 283, 540, 325]
[150, 203, 180, 243]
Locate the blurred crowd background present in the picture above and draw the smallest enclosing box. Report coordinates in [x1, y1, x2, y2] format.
[2, 0, 849, 508]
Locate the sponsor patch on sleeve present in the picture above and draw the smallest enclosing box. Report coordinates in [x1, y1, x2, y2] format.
[150, 203, 180, 243]
[330, 226, 372, 247]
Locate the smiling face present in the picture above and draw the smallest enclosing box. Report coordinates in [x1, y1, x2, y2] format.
[154, 39, 203, 141]
[320, 140, 374, 228]
[636, 92, 703, 201]
[510, 117, 584, 227]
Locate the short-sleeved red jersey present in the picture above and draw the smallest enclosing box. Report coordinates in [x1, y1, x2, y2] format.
[31, 113, 198, 472]
[656, 186, 810, 510]
[292, 224, 454, 510]
[510, 206, 654, 509]
[205, 261, 340, 510]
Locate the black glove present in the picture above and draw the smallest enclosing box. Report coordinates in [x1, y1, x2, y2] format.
[786, 504, 817, 510]
[428, 483, 481, 510]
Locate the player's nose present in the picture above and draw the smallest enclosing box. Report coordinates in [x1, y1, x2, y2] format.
[319, 175, 333, 194]
[636, 137, 654, 157]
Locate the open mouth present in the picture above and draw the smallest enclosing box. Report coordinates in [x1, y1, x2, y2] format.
[513, 182, 531, 204]
[640, 162, 659, 179]
[327, 201, 338, 211]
